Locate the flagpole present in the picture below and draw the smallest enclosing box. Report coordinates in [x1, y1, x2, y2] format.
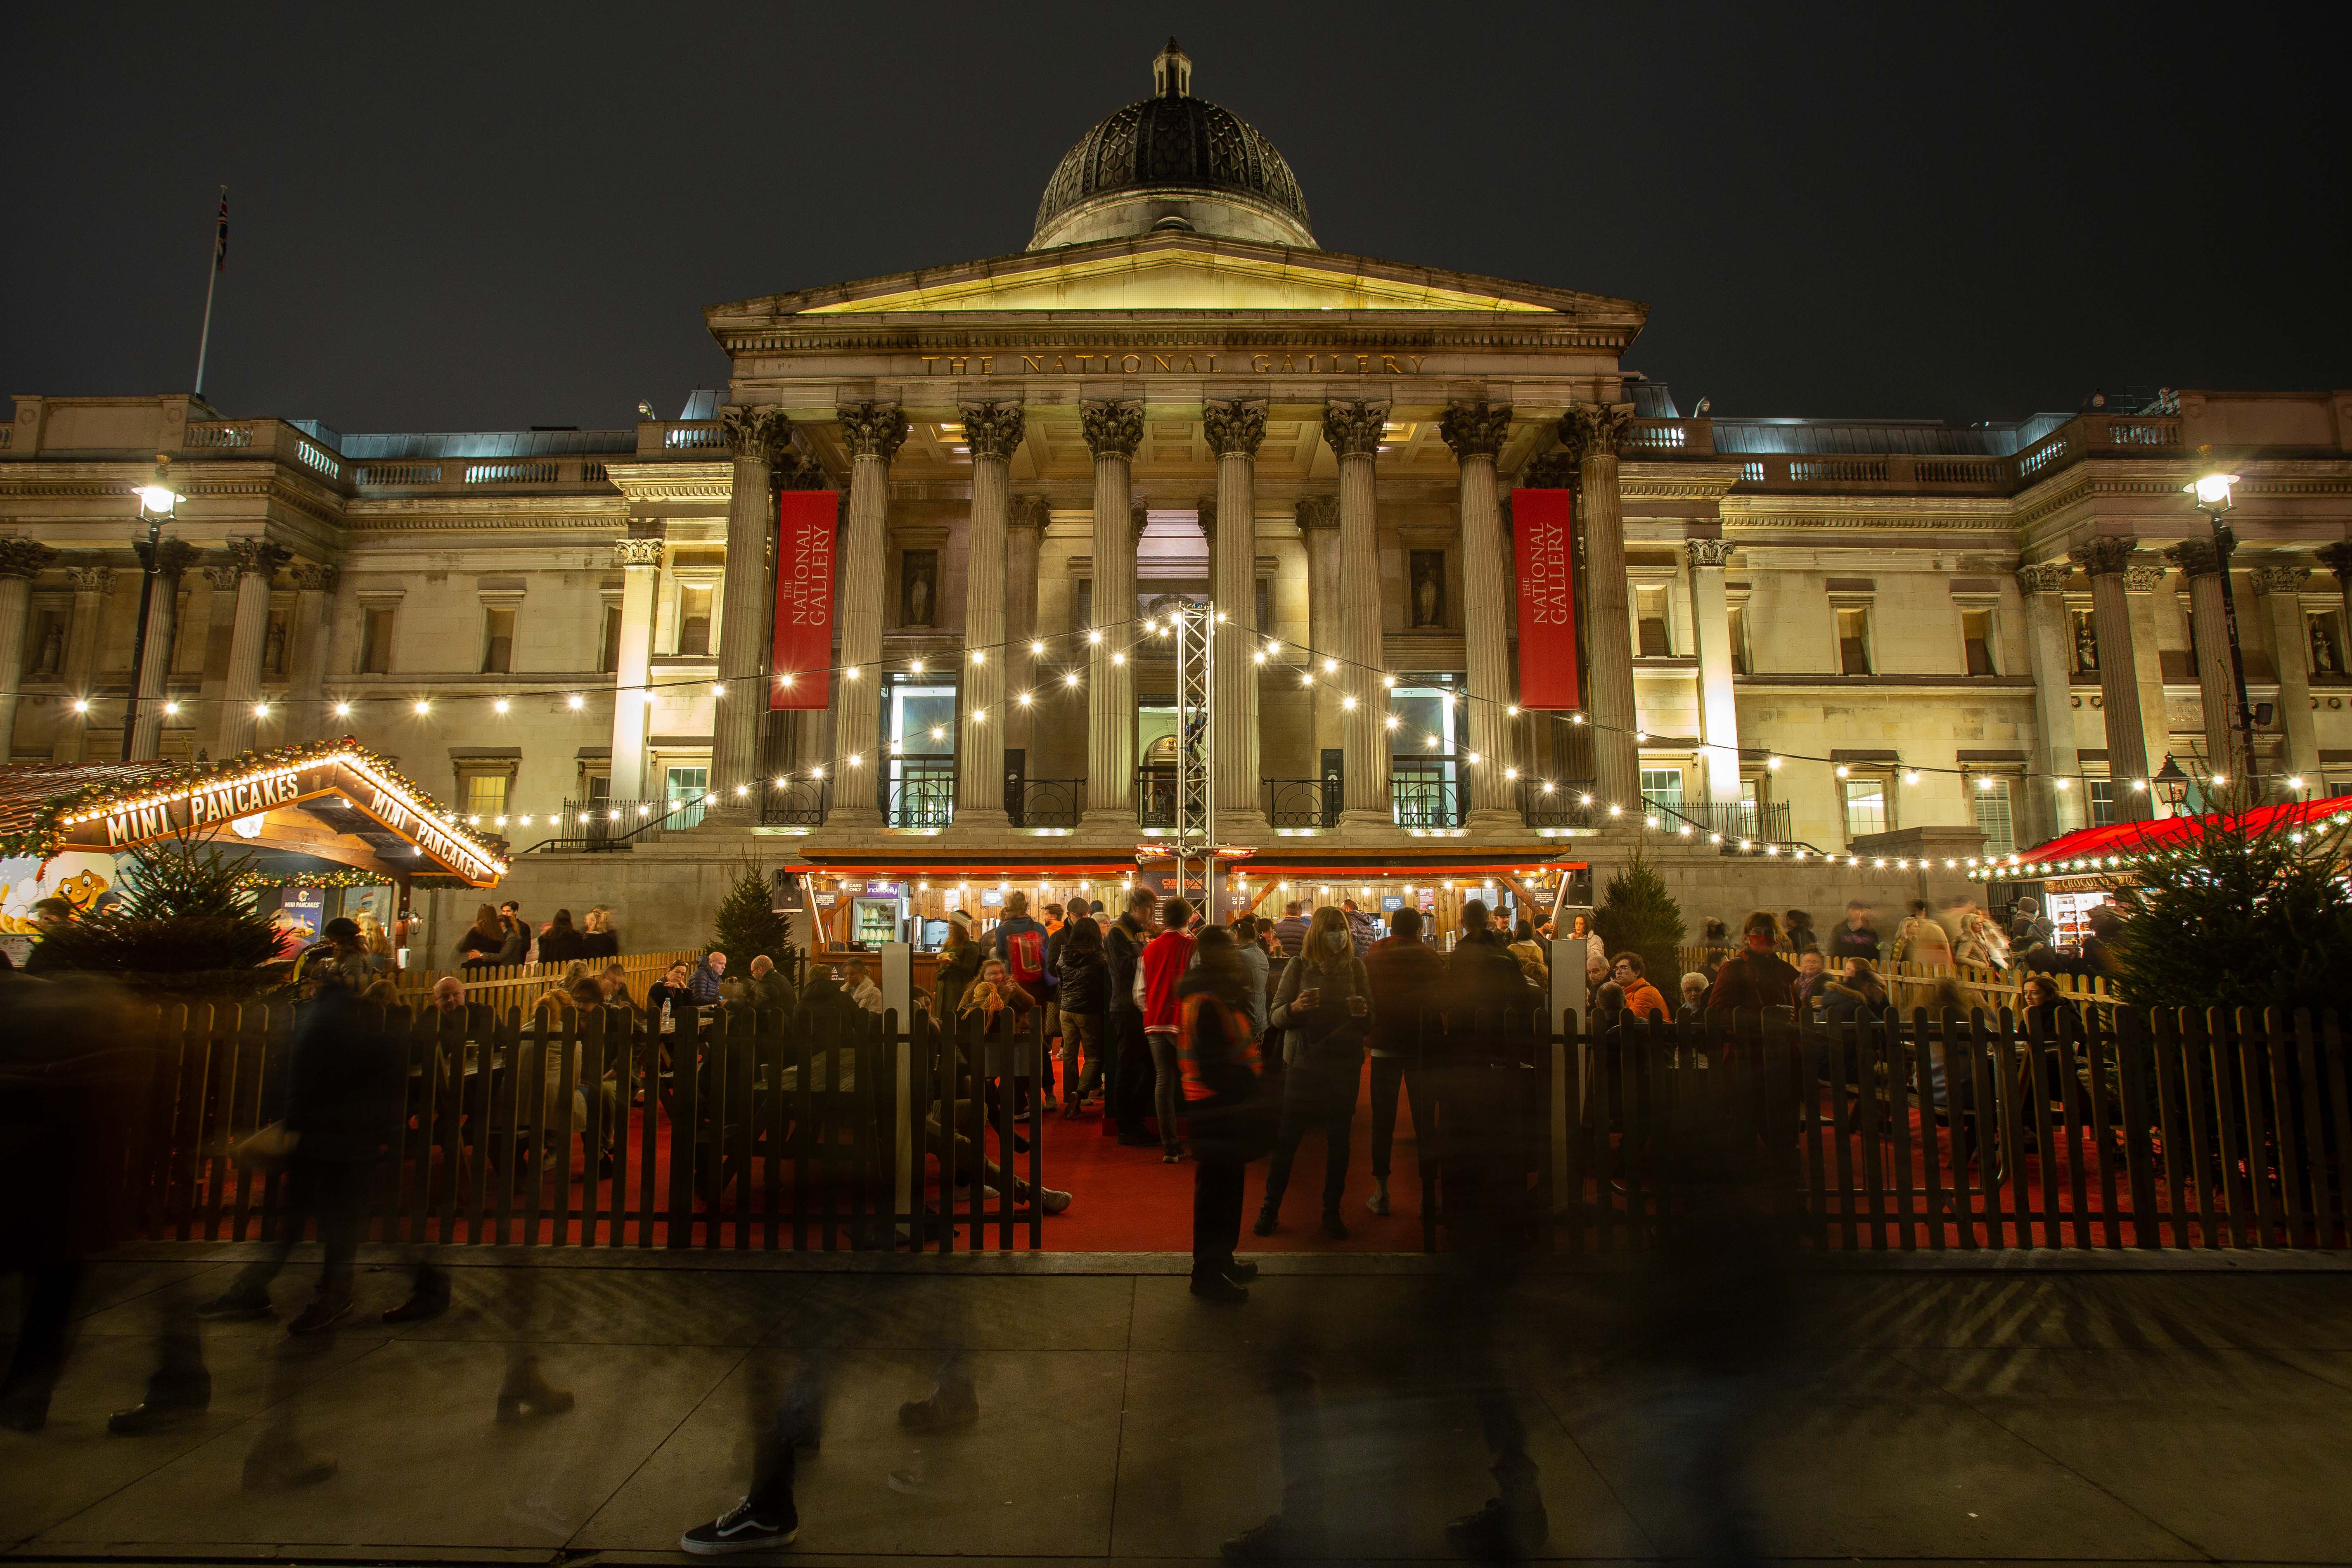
[192, 185, 225, 397]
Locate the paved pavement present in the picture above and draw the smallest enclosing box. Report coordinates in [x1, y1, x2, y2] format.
[5, 1246, 2351, 1564]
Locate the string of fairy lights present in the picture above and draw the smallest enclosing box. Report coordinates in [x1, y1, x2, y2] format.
[53, 602, 2336, 881]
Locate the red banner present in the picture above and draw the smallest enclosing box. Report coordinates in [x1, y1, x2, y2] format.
[1512, 488, 1581, 709]
[770, 490, 835, 711]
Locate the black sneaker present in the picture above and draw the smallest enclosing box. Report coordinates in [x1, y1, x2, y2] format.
[1443, 1493, 1548, 1560]
[1252, 1207, 1279, 1236]
[1224, 1259, 1261, 1283]
[287, 1296, 353, 1336]
[1190, 1273, 1250, 1305]
[1321, 1212, 1350, 1241]
[681, 1495, 798, 1554]
[107, 1382, 211, 1435]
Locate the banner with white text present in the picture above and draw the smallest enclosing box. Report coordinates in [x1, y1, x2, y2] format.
[770, 490, 835, 711]
[1512, 487, 1581, 709]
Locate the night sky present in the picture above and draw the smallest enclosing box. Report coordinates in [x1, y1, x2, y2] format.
[10, 4, 2343, 436]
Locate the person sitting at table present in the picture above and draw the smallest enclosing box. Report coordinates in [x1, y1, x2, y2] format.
[746, 954, 798, 1017]
[843, 958, 883, 1015]
[1608, 952, 1670, 1020]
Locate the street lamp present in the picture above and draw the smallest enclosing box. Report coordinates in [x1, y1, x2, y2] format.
[2184, 462, 2259, 795]
[121, 456, 186, 762]
[2154, 754, 2191, 816]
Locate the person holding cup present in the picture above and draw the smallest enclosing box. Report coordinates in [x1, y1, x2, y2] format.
[1256, 907, 1374, 1240]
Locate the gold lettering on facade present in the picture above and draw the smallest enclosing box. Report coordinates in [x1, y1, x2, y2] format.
[947, 357, 967, 375]
[920, 357, 940, 374]
[1023, 356, 1044, 373]
[1121, 354, 1143, 373]
[922, 349, 1428, 377]
[1151, 355, 1172, 372]
[978, 356, 993, 374]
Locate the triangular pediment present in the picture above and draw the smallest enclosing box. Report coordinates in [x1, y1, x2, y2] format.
[707, 233, 1643, 325]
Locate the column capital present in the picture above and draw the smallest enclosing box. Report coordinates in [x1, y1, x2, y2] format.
[2166, 536, 2224, 578]
[1202, 398, 1267, 457]
[2318, 540, 2352, 581]
[614, 537, 665, 569]
[1294, 495, 1339, 533]
[1321, 399, 1388, 458]
[2016, 562, 2072, 595]
[201, 564, 240, 592]
[290, 562, 339, 593]
[1196, 497, 1217, 541]
[1684, 537, 1736, 570]
[2067, 535, 2139, 577]
[65, 564, 112, 593]
[1516, 451, 1580, 490]
[2248, 564, 2309, 597]
[960, 400, 1027, 461]
[1438, 401, 1512, 460]
[1081, 399, 1143, 459]
[136, 539, 201, 579]
[1556, 401, 1635, 463]
[0, 538, 58, 579]
[835, 402, 909, 462]
[1009, 494, 1049, 533]
[2124, 561, 2167, 593]
[718, 403, 793, 466]
[227, 536, 292, 580]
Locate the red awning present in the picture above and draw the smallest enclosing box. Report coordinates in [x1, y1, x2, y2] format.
[1975, 796, 2352, 881]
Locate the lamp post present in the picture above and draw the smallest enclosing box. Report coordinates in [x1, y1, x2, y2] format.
[2153, 754, 2191, 817]
[2184, 465, 2259, 795]
[121, 456, 185, 762]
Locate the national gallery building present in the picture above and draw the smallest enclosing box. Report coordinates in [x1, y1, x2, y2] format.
[5, 42, 2351, 949]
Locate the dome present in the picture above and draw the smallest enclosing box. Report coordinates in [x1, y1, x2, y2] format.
[1028, 40, 1316, 251]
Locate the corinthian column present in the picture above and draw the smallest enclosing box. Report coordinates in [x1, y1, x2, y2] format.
[712, 403, 793, 817]
[2068, 537, 2153, 820]
[128, 540, 198, 761]
[287, 563, 338, 740]
[833, 402, 907, 826]
[1324, 400, 1391, 828]
[216, 536, 291, 757]
[1296, 496, 1341, 760]
[2251, 564, 2319, 784]
[2017, 564, 2085, 838]
[1205, 399, 1269, 837]
[2167, 536, 2241, 780]
[609, 538, 663, 798]
[1006, 495, 1046, 758]
[952, 401, 1025, 831]
[1081, 400, 1143, 831]
[0, 538, 58, 763]
[1439, 402, 1519, 829]
[1685, 537, 1743, 804]
[57, 566, 111, 763]
[1560, 402, 1639, 811]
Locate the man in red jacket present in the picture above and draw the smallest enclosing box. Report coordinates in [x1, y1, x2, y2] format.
[1140, 897, 1199, 1161]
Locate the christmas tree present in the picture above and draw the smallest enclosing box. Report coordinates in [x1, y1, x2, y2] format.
[1593, 843, 1686, 991]
[709, 853, 793, 966]
[30, 831, 290, 995]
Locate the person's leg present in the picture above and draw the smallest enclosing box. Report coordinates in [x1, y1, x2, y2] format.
[1150, 1033, 1183, 1154]
[1191, 1153, 1246, 1281]
[1319, 1100, 1356, 1219]
[1113, 1010, 1155, 1140]
[0, 1262, 83, 1428]
[1367, 1054, 1403, 1185]
[1257, 1095, 1312, 1225]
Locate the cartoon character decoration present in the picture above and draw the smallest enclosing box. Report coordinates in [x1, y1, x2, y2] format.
[0, 852, 120, 934]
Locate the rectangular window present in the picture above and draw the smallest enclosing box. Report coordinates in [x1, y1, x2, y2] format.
[2089, 780, 2116, 827]
[1640, 767, 1684, 816]
[1726, 605, 1750, 675]
[1843, 777, 1887, 839]
[1389, 685, 1461, 828]
[677, 586, 713, 656]
[599, 604, 622, 673]
[663, 765, 710, 830]
[463, 772, 509, 821]
[1961, 608, 1997, 676]
[1636, 586, 1672, 656]
[1836, 606, 1872, 675]
[887, 683, 957, 828]
[481, 607, 515, 674]
[360, 607, 396, 674]
[1973, 778, 2016, 855]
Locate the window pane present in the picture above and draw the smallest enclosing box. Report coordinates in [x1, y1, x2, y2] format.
[361, 608, 394, 674]
[1390, 687, 1457, 752]
[1637, 587, 1671, 657]
[1640, 768, 1683, 812]
[891, 685, 957, 755]
[482, 608, 515, 674]
[1837, 607, 1871, 675]
[1973, 780, 2015, 855]
[679, 587, 713, 656]
[665, 766, 709, 829]
[2089, 780, 2115, 827]
[600, 604, 622, 673]
[1962, 609, 1995, 676]
[1843, 779, 1886, 838]
[464, 773, 508, 819]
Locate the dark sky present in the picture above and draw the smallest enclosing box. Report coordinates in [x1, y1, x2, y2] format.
[10, 3, 2343, 435]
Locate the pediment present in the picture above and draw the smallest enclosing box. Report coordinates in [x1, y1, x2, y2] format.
[707, 233, 1643, 325]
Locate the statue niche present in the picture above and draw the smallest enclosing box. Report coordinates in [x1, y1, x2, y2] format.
[1409, 550, 1447, 628]
[900, 549, 938, 628]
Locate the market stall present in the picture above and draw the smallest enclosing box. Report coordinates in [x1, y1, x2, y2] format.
[0, 739, 508, 963]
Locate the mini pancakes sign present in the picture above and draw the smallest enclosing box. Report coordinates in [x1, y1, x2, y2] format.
[53, 744, 506, 887]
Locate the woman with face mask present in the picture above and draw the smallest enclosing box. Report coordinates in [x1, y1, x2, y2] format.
[1258, 906, 1375, 1240]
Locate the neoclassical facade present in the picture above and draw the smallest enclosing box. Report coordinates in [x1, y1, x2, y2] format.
[5, 42, 2350, 943]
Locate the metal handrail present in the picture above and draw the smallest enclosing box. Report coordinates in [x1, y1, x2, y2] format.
[1390, 755, 1465, 829]
[1265, 777, 1338, 829]
[1009, 775, 1083, 829]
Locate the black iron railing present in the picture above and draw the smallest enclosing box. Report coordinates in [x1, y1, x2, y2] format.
[1521, 779, 1598, 829]
[1010, 775, 1083, 829]
[886, 756, 957, 829]
[761, 779, 829, 827]
[1390, 758, 1465, 829]
[1136, 767, 1177, 829]
[540, 797, 701, 853]
[1659, 798, 1795, 846]
[1265, 777, 1338, 829]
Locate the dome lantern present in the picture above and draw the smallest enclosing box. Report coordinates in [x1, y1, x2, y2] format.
[1152, 36, 1191, 99]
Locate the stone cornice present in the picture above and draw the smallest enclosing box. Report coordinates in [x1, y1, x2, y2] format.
[713, 319, 1642, 360]
[600, 459, 734, 505]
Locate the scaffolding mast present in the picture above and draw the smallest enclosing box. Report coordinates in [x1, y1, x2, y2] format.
[1170, 599, 1218, 918]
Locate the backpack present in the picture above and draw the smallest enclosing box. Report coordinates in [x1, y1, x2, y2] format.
[1004, 925, 1046, 985]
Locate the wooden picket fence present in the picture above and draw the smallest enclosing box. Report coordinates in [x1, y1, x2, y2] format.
[130, 997, 1045, 1253]
[392, 948, 706, 1013]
